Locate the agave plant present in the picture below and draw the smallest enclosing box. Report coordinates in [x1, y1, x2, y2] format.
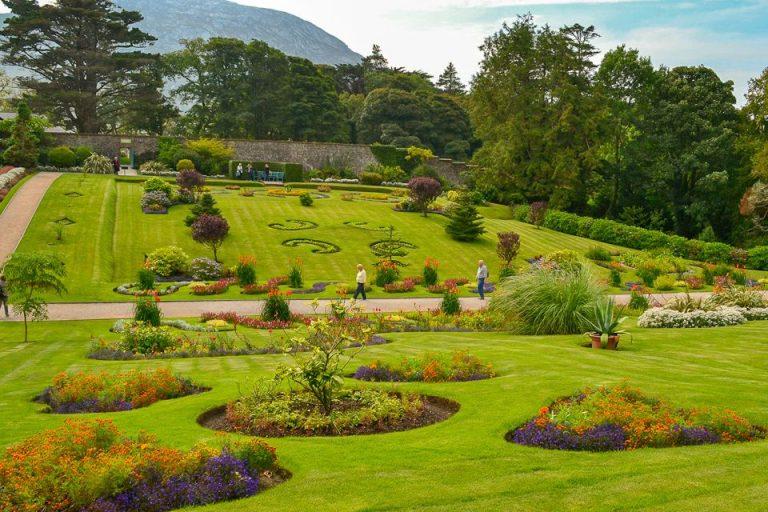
[583, 298, 628, 342]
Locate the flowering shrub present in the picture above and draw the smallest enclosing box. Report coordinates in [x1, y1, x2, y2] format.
[190, 257, 222, 280]
[423, 257, 439, 286]
[38, 368, 204, 413]
[140, 190, 171, 210]
[242, 276, 289, 294]
[384, 278, 416, 293]
[684, 275, 704, 290]
[638, 307, 747, 328]
[0, 420, 276, 511]
[190, 279, 234, 295]
[235, 255, 258, 285]
[374, 259, 400, 287]
[262, 289, 291, 321]
[510, 384, 765, 451]
[354, 351, 494, 382]
[134, 295, 162, 326]
[441, 288, 461, 315]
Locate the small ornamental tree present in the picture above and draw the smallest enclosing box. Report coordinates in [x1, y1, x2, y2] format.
[191, 214, 229, 262]
[185, 193, 220, 227]
[176, 169, 206, 201]
[408, 177, 442, 217]
[3, 252, 66, 342]
[445, 200, 485, 241]
[497, 232, 521, 270]
[3, 102, 38, 168]
[530, 201, 548, 228]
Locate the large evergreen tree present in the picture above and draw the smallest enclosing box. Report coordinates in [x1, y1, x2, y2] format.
[0, 0, 160, 133]
[437, 62, 466, 95]
[3, 101, 38, 167]
[446, 200, 486, 242]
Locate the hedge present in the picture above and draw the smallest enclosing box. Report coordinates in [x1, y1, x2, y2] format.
[369, 143, 421, 173]
[228, 160, 304, 182]
[286, 183, 395, 194]
[517, 208, 768, 269]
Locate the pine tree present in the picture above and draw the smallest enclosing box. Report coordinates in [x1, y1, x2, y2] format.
[185, 193, 220, 227]
[3, 102, 38, 168]
[446, 201, 486, 241]
[436, 63, 466, 95]
[364, 44, 389, 71]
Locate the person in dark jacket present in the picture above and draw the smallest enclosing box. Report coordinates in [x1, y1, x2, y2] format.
[0, 274, 9, 318]
[113, 156, 121, 175]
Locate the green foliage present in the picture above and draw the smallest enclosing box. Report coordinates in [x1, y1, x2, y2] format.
[82, 154, 112, 174]
[3, 252, 67, 342]
[146, 246, 189, 278]
[137, 268, 155, 291]
[133, 296, 162, 326]
[262, 291, 291, 322]
[654, 275, 677, 291]
[636, 260, 664, 287]
[374, 260, 400, 287]
[582, 299, 628, 340]
[156, 137, 182, 166]
[185, 139, 234, 175]
[47, 146, 76, 168]
[2, 102, 39, 168]
[299, 193, 314, 207]
[288, 259, 304, 288]
[235, 258, 257, 286]
[490, 267, 601, 335]
[609, 268, 622, 288]
[360, 172, 383, 185]
[445, 201, 485, 242]
[748, 246, 768, 270]
[440, 289, 461, 315]
[185, 193, 220, 227]
[176, 159, 196, 172]
[585, 246, 612, 262]
[543, 250, 584, 272]
[365, 163, 406, 183]
[423, 259, 439, 287]
[143, 177, 172, 195]
[72, 147, 93, 166]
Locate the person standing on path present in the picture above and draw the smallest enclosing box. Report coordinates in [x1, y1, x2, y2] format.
[354, 264, 367, 301]
[112, 156, 121, 175]
[0, 274, 9, 318]
[236, 163, 244, 179]
[476, 260, 489, 300]
[248, 164, 255, 181]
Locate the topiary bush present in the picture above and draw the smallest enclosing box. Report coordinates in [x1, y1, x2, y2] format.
[146, 246, 189, 278]
[176, 159, 196, 172]
[48, 146, 76, 168]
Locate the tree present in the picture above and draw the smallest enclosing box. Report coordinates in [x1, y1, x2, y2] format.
[185, 193, 220, 227]
[3, 252, 66, 342]
[0, 0, 160, 133]
[363, 44, 388, 72]
[445, 200, 485, 241]
[408, 177, 442, 217]
[2, 102, 38, 167]
[191, 214, 229, 262]
[496, 232, 521, 270]
[287, 57, 348, 142]
[744, 67, 768, 136]
[436, 62, 466, 95]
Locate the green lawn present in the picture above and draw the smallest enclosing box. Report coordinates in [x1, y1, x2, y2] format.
[0, 318, 767, 510]
[12, 174, 698, 302]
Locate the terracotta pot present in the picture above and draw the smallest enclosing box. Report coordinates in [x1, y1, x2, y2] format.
[606, 335, 620, 350]
[589, 334, 603, 349]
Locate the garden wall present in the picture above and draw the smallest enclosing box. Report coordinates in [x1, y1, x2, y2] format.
[50, 133, 469, 184]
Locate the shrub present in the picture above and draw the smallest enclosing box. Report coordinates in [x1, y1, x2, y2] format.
[445, 200, 485, 242]
[47, 145, 76, 168]
[288, 258, 303, 288]
[235, 256, 258, 286]
[543, 250, 583, 272]
[530, 201, 548, 228]
[490, 267, 601, 334]
[408, 177, 442, 216]
[82, 154, 112, 174]
[441, 288, 461, 315]
[360, 171, 383, 185]
[638, 307, 747, 328]
[143, 176, 172, 194]
[176, 158, 196, 172]
[299, 192, 314, 207]
[423, 257, 439, 286]
[186, 138, 234, 175]
[190, 257, 222, 281]
[191, 214, 230, 262]
[185, 193, 221, 227]
[134, 296, 162, 326]
[140, 190, 171, 210]
[176, 169, 206, 199]
[384, 279, 416, 293]
[146, 246, 189, 277]
[511, 204, 531, 222]
[375, 260, 400, 287]
[585, 246, 612, 261]
[262, 289, 291, 322]
[72, 146, 92, 165]
[636, 259, 664, 287]
[748, 246, 768, 270]
[137, 268, 155, 291]
[139, 160, 171, 175]
[685, 276, 704, 290]
[654, 275, 677, 291]
[731, 269, 748, 286]
[497, 232, 521, 270]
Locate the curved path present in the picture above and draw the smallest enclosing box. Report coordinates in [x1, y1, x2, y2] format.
[0, 171, 61, 263]
[0, 292, 718, 322]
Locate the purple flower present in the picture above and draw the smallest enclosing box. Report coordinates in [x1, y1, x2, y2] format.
[511, 421, 626, 452]
[673, 425, 720, 446]
[353, 365, 403, 382]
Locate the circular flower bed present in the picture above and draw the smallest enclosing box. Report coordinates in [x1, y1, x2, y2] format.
[282, 238, 341, 254]
[507, 384, 766, 451]
[36, 368, 208, 414]
[0, 420, 286, 512]
[354, 351, 495, 382]
[114, 282, 189, 297]
[268, 219, 319, 231]
[200, 389, 460, 437]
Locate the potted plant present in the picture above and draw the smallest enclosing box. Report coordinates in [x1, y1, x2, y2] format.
[583, 299, 628, 350]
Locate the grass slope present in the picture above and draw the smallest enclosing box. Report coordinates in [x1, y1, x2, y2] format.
[0, 319, 767, 510]
[14, 175, 635, 302]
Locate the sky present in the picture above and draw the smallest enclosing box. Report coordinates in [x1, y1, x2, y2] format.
[234, 0, 768, 102]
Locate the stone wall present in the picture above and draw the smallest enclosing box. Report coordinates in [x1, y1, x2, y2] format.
[50, 133, 468, 184]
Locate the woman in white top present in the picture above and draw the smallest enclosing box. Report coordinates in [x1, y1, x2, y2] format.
[476, 260, 488, 300]
[354, 264, 367, 300]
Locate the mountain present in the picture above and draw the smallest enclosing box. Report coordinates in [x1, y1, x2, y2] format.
[0, 0, 363, 65]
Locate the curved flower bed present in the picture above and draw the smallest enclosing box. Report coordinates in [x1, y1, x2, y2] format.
[113, 282, 189, 297]
[354, 351, 495, 382]
[36, 368, 207, 413]
[201, 390, 459, 437]
[344, 220, 390, 231]
[508, 384, 766, 451]
[0, 420, 283, 512]
[268, 219, 318, 231]
[282, 238, 340, 254]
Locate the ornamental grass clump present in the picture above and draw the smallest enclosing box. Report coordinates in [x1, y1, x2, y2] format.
[236, 255, 258, 285]
[490, 266, 601, 334]
[422, 257, 439, 286]
[38, 368, 204, 413]
[133, 295, 162, 326]
[288, 257, 304, 288]
[509, 384, 766, 451]
[0, 420, 277, 512]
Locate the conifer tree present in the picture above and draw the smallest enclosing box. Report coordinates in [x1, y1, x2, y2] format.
[437, 63, 466, 95]
[446, 200, 486, 241]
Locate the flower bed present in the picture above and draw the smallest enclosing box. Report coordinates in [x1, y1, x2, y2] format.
[637, 306, 768, 328]
[508, 384, 765, 451]
[282, 238, 340, 254]
[201, 311, 296, 330]
[0, 420, 283, 512]
[290, 281, 332, 294]
[373, 309, 509, 333]
[189, 278, 235, 296]
[268, 219, 318, 230]
[201, 389, 459, 437]
[111, 318, 215, 333]
[0, 167, 27, 202]
[384, 278, 417, 293]
[242, 276, 290, 294]
[36, 368, 207, 413]
[113, 282, 189, 297]
[354, 351, 495, 382]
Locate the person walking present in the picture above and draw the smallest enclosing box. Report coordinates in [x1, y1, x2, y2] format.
[354, 264, 367, 300]
[112, 156, 121, 175]
[236, 163, 244, 179]
[476, 260, 489, 300]
[247, 164, 255, 181]
[264, 163, 271, 182]
[0, 274, 9, 318]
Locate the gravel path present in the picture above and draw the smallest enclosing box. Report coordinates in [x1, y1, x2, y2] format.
[0, 292, 724, 322]
[0, 172, 61, 263]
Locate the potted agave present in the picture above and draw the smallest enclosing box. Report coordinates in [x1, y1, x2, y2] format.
[584, 299, 628, 350]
